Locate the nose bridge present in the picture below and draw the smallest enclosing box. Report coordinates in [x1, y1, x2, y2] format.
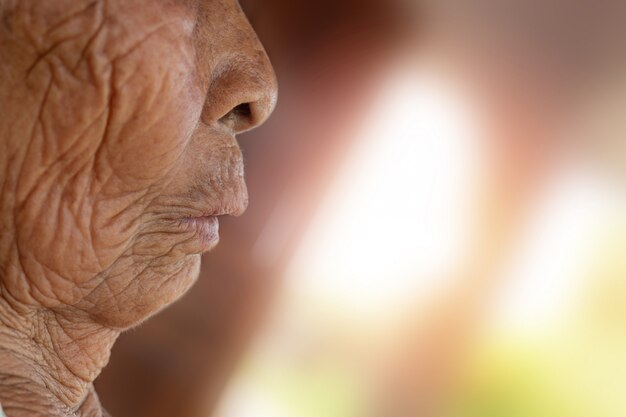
[198, 1, 277, 132]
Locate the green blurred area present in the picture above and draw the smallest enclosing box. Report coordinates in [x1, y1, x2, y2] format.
[224, 220, 626, 417]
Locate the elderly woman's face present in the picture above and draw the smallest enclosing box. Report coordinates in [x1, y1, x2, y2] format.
[0, 0, 276, 328]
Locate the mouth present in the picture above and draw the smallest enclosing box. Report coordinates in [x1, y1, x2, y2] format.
[180, 215, 221, 252]
[176, 189, 248, 254]
[169, 143, 249, 253]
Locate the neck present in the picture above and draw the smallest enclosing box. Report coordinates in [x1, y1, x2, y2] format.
[0, 296, 119, 416]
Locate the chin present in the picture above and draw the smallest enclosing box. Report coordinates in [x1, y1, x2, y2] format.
[89, 255, 202, 330]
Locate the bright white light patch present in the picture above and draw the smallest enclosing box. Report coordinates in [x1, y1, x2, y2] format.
[491, 163, 626, 334]
[285, 64, 483, 318]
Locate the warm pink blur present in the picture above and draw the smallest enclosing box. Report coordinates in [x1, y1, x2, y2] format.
[96, 2, 626, 417]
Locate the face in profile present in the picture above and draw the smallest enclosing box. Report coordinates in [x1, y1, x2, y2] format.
[0, 0, 277, 329]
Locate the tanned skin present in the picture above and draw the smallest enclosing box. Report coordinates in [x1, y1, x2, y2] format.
[0, 1, 277, 415]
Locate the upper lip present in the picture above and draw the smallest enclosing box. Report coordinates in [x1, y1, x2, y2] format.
[189, 189, 249, 219]
[172, 136, 249, 220]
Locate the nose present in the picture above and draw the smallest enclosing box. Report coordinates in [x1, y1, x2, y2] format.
[199, 5, 278, 134]
[205, 56, 277, 134]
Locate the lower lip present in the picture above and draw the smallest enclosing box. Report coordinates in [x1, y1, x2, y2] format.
[181, 216, 220, 251]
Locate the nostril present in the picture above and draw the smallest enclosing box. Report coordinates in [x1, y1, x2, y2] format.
[219, 102, 253, 133]
[206, 62, 277, 134]
[232, 103, 252, 120]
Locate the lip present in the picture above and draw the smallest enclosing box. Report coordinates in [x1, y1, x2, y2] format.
[170, 158, 248, 252]
[180, 216, 220, 252]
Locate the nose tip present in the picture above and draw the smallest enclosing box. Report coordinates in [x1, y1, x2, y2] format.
[218, 75, 277, 134]
[204, 53, 278, 134]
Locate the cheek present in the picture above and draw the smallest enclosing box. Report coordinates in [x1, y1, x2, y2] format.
[90, 30, 205, 263]
[97, 36, 204, 196]
[12, 24, 204, 305]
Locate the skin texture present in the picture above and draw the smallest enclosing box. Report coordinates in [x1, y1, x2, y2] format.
[0, 0, 277, 415]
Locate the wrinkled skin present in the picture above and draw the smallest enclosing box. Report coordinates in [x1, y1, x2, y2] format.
[0, 0, 277, 415]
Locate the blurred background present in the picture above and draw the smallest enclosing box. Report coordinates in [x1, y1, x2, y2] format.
[95, 1, 626, 416]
